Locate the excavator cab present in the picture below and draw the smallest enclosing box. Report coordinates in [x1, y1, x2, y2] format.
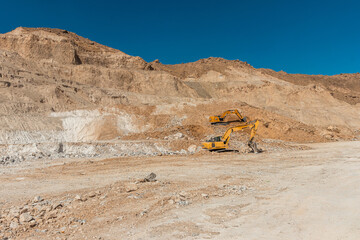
[205, 136, 222, 142]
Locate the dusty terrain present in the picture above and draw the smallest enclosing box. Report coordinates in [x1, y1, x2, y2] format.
[1, 141, 360, 240]
[0, 27, 359, 239]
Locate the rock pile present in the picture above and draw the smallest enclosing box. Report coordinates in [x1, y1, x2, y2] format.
[0, 192, 97, 239]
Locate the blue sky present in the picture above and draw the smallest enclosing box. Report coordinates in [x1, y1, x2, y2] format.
[1, 0, 359, 75]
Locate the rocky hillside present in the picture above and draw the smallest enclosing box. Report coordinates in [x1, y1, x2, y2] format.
[0, 27, 359, 163]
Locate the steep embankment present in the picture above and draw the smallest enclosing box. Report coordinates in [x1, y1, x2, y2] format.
[0, 27, 359, 164]
[149, 57, 360, 129]
[259, 68, 360, 105]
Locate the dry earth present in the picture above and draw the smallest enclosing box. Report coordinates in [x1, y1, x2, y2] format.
[0, 27, 360, 239]
[0, 141, 359, 239]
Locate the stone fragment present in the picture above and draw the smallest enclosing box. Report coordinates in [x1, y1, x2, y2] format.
[125, 183, 138, 192]
[10, 221, 19, 229]
[20, 206, 29, 214]
[45, 212, 57, 220]
[201, 193, 209, 199]
[144, 172, 157, 182]
[74, 195, 87, 201]
[33, 196, 43, 203]
[173, 132, 184, 139]
[19, 213, 33, 223]
[52, 202, 63, 209]
[29, 220, 37, 227]
[9, 207, 20, 219]
[187, 144, 197, 154]
[87, 191, 97, 198]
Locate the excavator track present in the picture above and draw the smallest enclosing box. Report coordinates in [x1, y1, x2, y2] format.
[210, 149, 239, 153]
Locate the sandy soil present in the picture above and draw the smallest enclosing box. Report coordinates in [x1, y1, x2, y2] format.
[1, 141, 359, 239]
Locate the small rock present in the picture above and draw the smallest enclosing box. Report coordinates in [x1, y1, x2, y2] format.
[177, 200, 190, 206]
[179, 149, 187, 154]
[127, 194, 142, 199]
[8, 207, 20, 218]
[239, 186, 247, 192]
[125, 183, 138, 192]
[187, 145, 197, 154]
[20, 206, 29, 214]
[139, 210, 147, 217]
[19, 213, 33, 223]
[45, 212, 57, 220]
[74, 195, 87, 201]
[179, 191, 188, 199]
[37, 210, 46, 218]
[58, 143, 64, 153]
[144, 172, 157, 182]
[87, 191, 97, 198]
[168, 199, 175, 205]
[77, 219, 86, 225]
[29, 220, 37, 227]
[173, 132, 184, 139]
[9, 221, 19, 229]
[327, 126, 340, 133]
[201, 193, 209, 199]
[33, 196, 43, 203]
[52, 202, 63, 209]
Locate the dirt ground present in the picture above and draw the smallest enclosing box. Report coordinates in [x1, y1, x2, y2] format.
[1, 141, 359, 240]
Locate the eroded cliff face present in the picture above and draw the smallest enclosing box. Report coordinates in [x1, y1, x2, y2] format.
[0, 27, 359, 163]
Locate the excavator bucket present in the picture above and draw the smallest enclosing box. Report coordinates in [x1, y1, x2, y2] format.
[248, 141, 263, 153]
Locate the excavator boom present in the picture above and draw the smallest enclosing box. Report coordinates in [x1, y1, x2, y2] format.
[209, 109, 247, 125]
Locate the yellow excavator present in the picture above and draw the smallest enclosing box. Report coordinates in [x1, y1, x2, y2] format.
[202, 119, 261, 153]
[209, 109, 247, 125]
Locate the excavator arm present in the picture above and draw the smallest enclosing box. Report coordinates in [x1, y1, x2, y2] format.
[248, 119, 259, 143]
[209, 109, 247, 124]
[221, 124, 250, 142]
[246, 120, 261, 153]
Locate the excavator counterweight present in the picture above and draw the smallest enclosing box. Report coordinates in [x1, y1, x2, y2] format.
[209, 109, 247, 125]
